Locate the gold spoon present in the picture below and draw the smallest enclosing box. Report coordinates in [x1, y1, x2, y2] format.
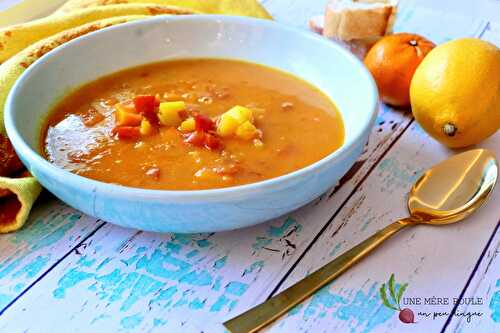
[224, 149, 498, 333]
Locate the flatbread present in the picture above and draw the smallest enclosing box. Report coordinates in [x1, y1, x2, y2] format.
[55, 0, 272, 19]
[0, 4, 197, 63]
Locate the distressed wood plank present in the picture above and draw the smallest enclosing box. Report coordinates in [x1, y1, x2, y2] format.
[444, 222, 500, 333]
[0, 195, 101, 310]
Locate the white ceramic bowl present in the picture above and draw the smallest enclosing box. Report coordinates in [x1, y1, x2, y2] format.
[5, 15, 378, 233]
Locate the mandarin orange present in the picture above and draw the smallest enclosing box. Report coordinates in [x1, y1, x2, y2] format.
[364, 33, 435, 107]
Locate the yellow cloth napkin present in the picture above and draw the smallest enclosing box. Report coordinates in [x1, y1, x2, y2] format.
[0, 0, 271, 233]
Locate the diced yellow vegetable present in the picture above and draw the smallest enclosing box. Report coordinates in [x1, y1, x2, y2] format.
[158, 101, 185, 127]
[236, 121, 258, 140]
[226, 105, 253, 124]
[217, 114, 240, 137]
[116, 108, 142, 126]
[140, 119, 155, 136]
[179, 117, 196, 132]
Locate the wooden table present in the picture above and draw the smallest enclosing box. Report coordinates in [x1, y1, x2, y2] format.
[0, 1, 499, 332]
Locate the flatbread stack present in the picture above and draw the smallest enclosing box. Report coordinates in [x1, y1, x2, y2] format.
[0, 0, 271, 233]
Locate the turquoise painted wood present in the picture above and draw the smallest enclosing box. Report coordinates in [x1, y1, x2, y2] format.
[447, 225, 500, 333]
[0, 198, 101, 309]
[0, 1, 499, 333]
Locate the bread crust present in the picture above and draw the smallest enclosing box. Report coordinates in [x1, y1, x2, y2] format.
[323, 0, 397, 41]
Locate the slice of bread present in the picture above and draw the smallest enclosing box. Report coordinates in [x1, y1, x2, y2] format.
[323, 0, 397, 41]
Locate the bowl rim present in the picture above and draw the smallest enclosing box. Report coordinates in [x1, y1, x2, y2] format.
[5, 14, 378, 201]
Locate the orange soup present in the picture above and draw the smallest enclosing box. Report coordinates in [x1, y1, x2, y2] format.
[42, 59, 344, 190]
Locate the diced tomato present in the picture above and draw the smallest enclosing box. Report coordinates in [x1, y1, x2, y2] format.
[178, 110, 189, 120]
[184, 131, 206, 147]
[134, 95, 159, 125]
[142, 111, 160, 126]
[133, 95, 156, 115]
[194, 114, 215, 131]
[204, 133, 223, 150]
[114, 126, 141, 140]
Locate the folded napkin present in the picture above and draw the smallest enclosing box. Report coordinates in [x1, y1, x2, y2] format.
[0, 0, 271, 233]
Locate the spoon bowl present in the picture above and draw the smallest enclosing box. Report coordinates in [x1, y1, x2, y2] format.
[408, 149, 498, 224]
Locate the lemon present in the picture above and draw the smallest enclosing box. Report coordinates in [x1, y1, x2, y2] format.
[410, 38, 500, 148]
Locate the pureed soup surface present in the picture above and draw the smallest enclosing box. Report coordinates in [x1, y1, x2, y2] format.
[42, 59, 344, 190]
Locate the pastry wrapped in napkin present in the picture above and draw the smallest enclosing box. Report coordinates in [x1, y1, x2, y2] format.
[0, 0, 271, 233]
[0, 135, 41, 233]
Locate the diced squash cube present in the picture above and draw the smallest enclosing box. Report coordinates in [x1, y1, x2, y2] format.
[140, 119, 155, 136]
[160, 101, 186, 113]
[158, 101, 186, 127]
[116, 108, 142, 126]
[179, 117, 196, 132]
[226, 105, 253, 124]
[236, 121, 258, 140]
[217, 114, 240, 137]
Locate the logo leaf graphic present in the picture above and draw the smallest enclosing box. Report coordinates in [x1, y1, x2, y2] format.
[397, 282, 408, 305]
[388, 273, 398, 305]
[380, 283, 398, 311]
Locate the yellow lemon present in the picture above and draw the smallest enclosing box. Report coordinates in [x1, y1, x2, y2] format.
[410, 38, 500, 148]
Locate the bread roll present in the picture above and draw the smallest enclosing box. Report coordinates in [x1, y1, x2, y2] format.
[323, 0, 397, 41]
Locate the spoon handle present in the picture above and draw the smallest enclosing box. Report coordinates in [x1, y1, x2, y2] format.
[223, 218, 415, 333]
